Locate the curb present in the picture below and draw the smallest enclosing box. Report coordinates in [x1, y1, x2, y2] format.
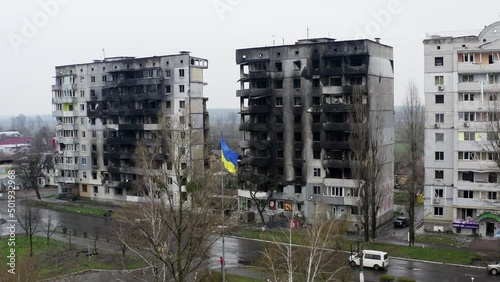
[229, 235, 488, 270]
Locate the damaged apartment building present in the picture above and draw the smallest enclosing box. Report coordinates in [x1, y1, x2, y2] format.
[236, 38, 395, 230]
[52, 53, 209, 203]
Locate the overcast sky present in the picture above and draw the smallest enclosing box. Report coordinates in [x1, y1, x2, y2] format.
[1, 0, 500, 116]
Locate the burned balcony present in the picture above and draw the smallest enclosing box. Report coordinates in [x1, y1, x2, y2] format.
[323, 123, 352, 131]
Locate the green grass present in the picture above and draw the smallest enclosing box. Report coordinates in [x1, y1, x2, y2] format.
[393, 192, 408, 205]
[23, 199, 111, 217]
[227, 274, 262, 282]
[236, 228, 482, 265]
[395, 143, 410, 155]
[416, 234, 471, 247]
[42, 194, 57, 199]
[1, 235, 145, 280]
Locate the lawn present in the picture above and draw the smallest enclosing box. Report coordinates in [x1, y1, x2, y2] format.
[395, 143, 410, 155]
[42, 194, 57, 199]
[23, 199, 111, 217]
[393, 191, 408, 205]
[1, 235, 145, 281]
[416, 233, 471, 248]
[235, 228, 482, 265]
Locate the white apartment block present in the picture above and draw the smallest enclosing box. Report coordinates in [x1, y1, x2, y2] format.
[52, 53, 209, 203]
[424, 21, 500, 237]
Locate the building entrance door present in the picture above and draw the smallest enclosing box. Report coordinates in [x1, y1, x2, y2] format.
[486, 222, 495, 237]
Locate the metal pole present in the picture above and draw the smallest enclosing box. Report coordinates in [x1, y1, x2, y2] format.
[221, 156, 225, 282]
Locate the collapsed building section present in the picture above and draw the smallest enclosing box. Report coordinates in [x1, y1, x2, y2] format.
[52, 53, 209, 203]
[235, 38, 395, 230]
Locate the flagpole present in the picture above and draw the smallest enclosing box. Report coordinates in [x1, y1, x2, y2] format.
[221, 132, 226, 282]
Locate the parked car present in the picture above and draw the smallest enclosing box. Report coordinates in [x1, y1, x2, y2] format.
[393, 216, 408, 228]
[349, 250, 389, 270]
[487, 261, 500, 275]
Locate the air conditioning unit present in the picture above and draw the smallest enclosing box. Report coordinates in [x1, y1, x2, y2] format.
[438, 85, 445, 91]
[433, 198, 440, 204]
[464, 122, 470, 127]
[434, 123, 440, 128]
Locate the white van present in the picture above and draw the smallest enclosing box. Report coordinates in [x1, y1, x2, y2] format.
[349, 250, 389, 270]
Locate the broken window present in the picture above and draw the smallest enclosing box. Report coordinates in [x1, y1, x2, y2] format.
[179, 100, 185, 108]
[349, 76, 363, 85]
[326, 58, 342, 68]
[312, 79, 320, 88]
[295, 132, 302, 141]
[166, 101, 171, 108]
[274, 79, 283, 89]
[312, 96, 321, 105]
[312, 60, 320, 69]
[293, 79, 301, 88]
[329, 77, 342, 86]
[293, 61, 301, 70]
[276, 132, 283, 141]
[102, 75, 107, 82]
[179, 85, 185, 92]
[275, 115, 283, 124]
[313, 132, 320, 141]
[435, 57, 444, 67]
[277, 149, 284, 159]
[179, 69, 185, 77]
[275, 62, 282, 72]
[313, 114, 320, 123]
[275, 97, 283, 107]
[294, 115, 301, 124]
[254, 80, 268, 89]
[294, 97, 301, 106]
[313, 150, 321, 159]
[294, 167, 302, 177]
[350, 56, 364, 66]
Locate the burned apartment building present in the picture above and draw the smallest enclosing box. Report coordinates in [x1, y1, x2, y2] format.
[52, 53, 209, 203]
[236, 38, 395, 230]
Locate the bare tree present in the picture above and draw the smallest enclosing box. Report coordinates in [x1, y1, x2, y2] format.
[17, 201, 40, 257]
[348, 86, 386, 241]
[13, 126, 54, 200]
[238, 162, 291, 227]
[41, 210, 58, 245]
[261, 203, 350, 282]
[401, 81, 425, 246]
[114, 113, 219, 282]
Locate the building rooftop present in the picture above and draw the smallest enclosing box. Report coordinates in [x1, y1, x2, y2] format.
[0, 137, 33, 146]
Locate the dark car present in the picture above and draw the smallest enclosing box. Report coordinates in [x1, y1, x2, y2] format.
[393, 216, 408, 228]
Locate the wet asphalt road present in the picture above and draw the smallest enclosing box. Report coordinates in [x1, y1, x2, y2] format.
[1, 201, 496, 281]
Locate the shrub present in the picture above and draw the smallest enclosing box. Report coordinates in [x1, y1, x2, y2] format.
[379, 275, 396, 282]
[397, 277, 416, 282]
[62, 226, 68, 234]
[83, 232, 87, 238]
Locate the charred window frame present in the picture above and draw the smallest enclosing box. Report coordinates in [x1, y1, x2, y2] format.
[329, 77, 342, 86]
[312, 114, 321, 123]
[275, 62, 282, 72]
[293, 61, 301, 70]
[294, 97, 302, 106]
[313, 150, 321, 159]
[276, 149, 284, 159]
[312, 79, 320, 88]
[274, 79, 283, 89]
[276, 132, 283, 141]
[293, 79, 301, 89]
[275, 97, 283, 107]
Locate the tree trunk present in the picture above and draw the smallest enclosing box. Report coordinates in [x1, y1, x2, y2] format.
[33, 187, 42, 200]
[29, 234, 33, 257]
[258, 208, 266, 227]
[370, 195, 377, 240]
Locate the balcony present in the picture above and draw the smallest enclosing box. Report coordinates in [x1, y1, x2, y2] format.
[236, 88, 270, 97]
[118, 124, 146, 130]
[56, 124, 78, 131]
[239, 122, 268, 131]
[322, 159, 351, 168]
[456, 180, 499, 192]
[52, 84, 77, 91]
[344, 65, 368, 75]
[56, 163, 79, 170]
[457, 82, 481, 92]
[60, 150, 80, 157]
[246, 105, 272, 114]
[323, 123, 352, 132]
[52, 97, 78, 104]
[322, 104, 354, 113]
[455, 197, 484, 207]
[322, 141, 350, 150]
[322, 86, 344, 95]
[56, 176, 77, 183]
[52, 110, 63, 117]
[62, 110, 79, 117]
[457, 161, 497, 172]
[248, 71, 271, 79]
[458, 62, 500, 74]
[57, 137, 77, 144]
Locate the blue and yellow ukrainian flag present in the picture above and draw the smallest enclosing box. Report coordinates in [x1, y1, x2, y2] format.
[221, 136, 239, 174]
